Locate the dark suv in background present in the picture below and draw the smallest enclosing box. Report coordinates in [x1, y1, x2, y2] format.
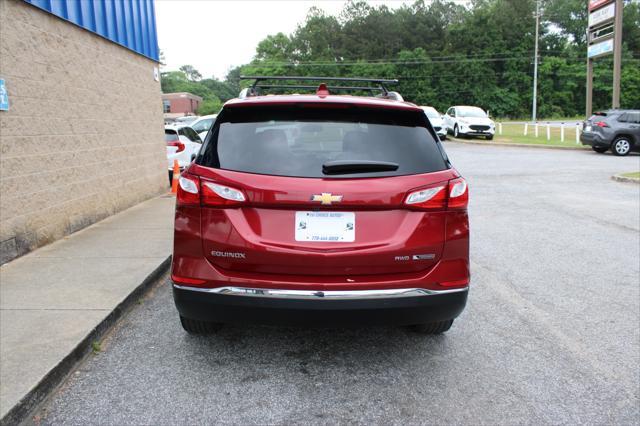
[581, 110, 640, 156]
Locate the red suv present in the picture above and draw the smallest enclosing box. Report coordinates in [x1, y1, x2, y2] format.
[171, 77, 469, 334]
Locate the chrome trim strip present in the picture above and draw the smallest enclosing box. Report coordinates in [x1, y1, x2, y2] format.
[173, 285, 468, 300]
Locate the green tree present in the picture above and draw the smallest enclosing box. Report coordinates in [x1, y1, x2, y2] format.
[255, 33, 293, 61]
[225, 0, 640, 117]
[179, 65, 202, 82]
[197, 98, 223, 115]
[161, 69, 236, 110]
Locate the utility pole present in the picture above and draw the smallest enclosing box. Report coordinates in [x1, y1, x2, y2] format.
[532, 0, 540, 122]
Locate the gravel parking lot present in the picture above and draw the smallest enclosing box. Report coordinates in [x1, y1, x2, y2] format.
[37, 143, 639, 425]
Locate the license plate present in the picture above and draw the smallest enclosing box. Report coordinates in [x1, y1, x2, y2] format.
[295, 211, 355, 242]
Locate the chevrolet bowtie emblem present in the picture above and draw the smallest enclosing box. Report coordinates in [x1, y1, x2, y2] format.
[311, 193, 343, 205]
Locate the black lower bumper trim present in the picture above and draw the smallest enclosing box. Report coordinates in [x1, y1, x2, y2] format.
[173, 285, 468, 326]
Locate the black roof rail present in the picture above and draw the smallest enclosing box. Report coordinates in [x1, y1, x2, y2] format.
[238, 76, 401, 99]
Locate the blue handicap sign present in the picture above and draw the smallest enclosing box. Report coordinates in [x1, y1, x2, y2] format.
[0, 79, 9, 111]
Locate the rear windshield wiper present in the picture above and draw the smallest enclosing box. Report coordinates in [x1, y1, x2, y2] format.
[322, 160, 399, 175]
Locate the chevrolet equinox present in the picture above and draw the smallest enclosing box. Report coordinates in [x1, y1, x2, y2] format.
[171, 76, 470, 335]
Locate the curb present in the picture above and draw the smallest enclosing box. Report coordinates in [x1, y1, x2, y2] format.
[611, 174, 640, 184]
[446, 138, 588, 151]
[0, 256, 172, 426]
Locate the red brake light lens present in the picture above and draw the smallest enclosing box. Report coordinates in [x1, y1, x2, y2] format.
[201, 181, 246, 206]
[448, 177, 468, 210]
[405, 184, 447, 210]
[171, 273, 206, 286]
[167, 141, 185, 152]
[176, 175, 200, 206]
[176, 175, 246, 207]
[594, 121, 609, 128]
[405, 177, 468, 211]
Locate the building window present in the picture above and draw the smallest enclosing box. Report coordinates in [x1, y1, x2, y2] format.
[163, 100, 171, 113]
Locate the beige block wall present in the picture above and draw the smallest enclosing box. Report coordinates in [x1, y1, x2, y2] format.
[0, 0, 167, 264]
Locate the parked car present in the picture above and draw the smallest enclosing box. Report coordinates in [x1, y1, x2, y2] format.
[190, 114, 218, 140]
[444, 106, 495, 140]
[421, 106, 447, 140]
[173, 115, 199, 125]
[171, 77, 470, 335]
[165, 125, 202, 183]
[581, 110, 640, 156]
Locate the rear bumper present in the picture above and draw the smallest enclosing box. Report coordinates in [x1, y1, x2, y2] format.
[173, 284, 468, 326]
[580, 132, 609, 147]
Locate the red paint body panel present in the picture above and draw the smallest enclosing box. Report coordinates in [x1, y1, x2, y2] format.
[172, 165, 469, 291]
[224, 94, 422, 111]
[190, 164, 458, 208]
[172, 95, 470, 298]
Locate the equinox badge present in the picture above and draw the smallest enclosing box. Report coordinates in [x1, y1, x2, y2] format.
[211, 251, 246, 259]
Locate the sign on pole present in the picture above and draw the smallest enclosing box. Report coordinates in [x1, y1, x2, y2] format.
[588, 2, 615, 27]
[589, 0, 612, 11]
[588, 39, 614, 58]
[586, 0, 622, 117]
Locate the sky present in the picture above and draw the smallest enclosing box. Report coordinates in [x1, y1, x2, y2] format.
[155, 0, 413, 80]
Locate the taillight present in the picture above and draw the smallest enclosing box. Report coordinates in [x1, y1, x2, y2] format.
[201, 181, 246, 206]
[405, 184, 447, 210]
[167, 140, 185, 152]
[448, 177, 468, 210]
[176, 175, 200, 206]
[405, 177, 468, 211]
[594, 121, 609, 128]
[176, 176, 246, 207]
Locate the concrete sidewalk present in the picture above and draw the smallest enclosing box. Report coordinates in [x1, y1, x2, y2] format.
[0, 195, 175, 423]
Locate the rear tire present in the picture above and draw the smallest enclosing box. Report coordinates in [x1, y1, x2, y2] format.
[611, 137, 631, 156]
[180, 316, 223, 334]
[592, 146, 608, 154]
[406, 319, 453, 335]
[486, 135, 494, 141]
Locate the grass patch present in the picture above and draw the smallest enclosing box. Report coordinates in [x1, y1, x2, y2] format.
[91, 341, 102, 354]
[621, 171, 640, 179]
[498, 116, 584, 123]
[492, 122, 587, 148]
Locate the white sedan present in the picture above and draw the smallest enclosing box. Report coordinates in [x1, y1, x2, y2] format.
[165, 125, 202, 182]
[444, 106, 495, 140]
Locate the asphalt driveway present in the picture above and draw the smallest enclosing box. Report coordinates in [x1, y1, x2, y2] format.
[37, 143, 640, 425]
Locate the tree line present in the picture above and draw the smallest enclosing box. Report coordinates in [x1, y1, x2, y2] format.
[162, 0, 640, 118]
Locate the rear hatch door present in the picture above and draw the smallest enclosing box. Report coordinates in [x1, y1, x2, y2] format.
[194, 104, 453, 277]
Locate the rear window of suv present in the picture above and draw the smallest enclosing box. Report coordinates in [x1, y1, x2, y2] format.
[198, 106, 448, 178]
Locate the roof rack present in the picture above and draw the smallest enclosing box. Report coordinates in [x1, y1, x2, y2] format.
[238, 76, 403, 101]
